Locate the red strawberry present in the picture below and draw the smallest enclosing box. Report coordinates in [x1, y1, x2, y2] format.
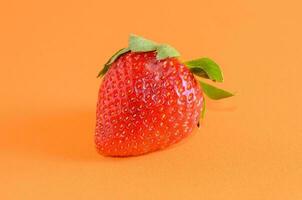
[96, 34, 233, 156]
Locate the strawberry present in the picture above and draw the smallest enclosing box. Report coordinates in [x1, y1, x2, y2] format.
[96, 34, 233, 156]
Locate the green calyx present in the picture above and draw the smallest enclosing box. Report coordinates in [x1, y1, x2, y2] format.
[184, 57, 234, 99]
[97, 34, 234, 118]
[129, 34, 180, 60]
[185, 58, 223, 82]
[97, 48, 130, 77]
[97, 34, 180, 78]
[184, 57, 234, 119]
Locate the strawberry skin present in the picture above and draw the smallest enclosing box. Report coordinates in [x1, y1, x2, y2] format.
[95, 52, 204, 156]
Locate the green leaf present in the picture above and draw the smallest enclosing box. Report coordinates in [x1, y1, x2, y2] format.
[199, 80, 234, 100]
[129, 34, 157, 52]
[128, 34, 180, 60]
[185, 58, 223, 82]
[188, 67, 210, 79]
[97, 48, 130, 78]
[98, 34, 181, 77]
[156, 44, 181, 60]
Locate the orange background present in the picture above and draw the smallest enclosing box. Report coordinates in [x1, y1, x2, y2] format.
[1, 0, 302, 199]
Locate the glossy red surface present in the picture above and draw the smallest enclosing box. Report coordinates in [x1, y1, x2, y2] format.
[95, 52, 204, 156]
